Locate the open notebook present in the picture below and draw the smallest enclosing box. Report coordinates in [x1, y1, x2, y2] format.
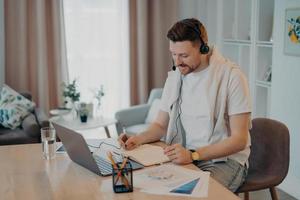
[93, 139, 170, 166]
[123, 144, 170, 166]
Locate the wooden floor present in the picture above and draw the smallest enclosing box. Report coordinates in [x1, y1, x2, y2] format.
[239, 188, 297, 200]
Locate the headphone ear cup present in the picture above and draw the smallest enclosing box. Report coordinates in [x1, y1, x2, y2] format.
[200, 44, 209, 54]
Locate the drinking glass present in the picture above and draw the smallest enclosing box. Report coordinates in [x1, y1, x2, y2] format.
[41, 127, 56, 160]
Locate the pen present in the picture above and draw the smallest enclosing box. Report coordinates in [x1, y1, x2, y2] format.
[120, 157, 128, 170]
[118, 157, 130, 189]
[121, 174, 130, 189]
[122, 127, 128, 148]
[107, 151, 118, 169]
[115, 157, 128, 183]
[122, 127, 127, 136]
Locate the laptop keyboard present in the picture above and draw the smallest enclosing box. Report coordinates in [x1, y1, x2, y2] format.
[93, 154, 114, 175]
[93, 154, 144, 176]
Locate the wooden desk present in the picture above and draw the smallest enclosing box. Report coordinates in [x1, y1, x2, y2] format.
[0, 144, 240, 200]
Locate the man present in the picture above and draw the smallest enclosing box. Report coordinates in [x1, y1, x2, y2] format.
[119, 18, 251, 192]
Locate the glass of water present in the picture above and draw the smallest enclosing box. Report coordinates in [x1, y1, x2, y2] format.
[41, 127, 56, 160]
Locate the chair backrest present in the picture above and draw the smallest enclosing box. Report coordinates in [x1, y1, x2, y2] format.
[147, 88, 163, 104]
[248, 118, 290, 186]
[114, 88, 163, 135]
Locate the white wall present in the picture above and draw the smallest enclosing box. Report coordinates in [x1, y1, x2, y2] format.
[0, 0, 4, 87]
[271, 0, 300, 199]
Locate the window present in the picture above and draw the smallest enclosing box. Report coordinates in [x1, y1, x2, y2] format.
[63, 0, 129, 118]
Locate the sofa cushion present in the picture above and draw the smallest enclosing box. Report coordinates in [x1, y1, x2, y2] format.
[145, 99, 161, 124]
[0, 85, 35, 129]
[22, 113, 40, 138]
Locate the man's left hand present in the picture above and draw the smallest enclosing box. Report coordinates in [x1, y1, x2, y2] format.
[164, 144, 192, 164]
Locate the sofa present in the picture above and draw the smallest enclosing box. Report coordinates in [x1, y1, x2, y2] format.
[0, 92, 49, 145]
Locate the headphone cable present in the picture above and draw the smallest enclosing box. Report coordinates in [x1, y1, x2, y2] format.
[169, 75, 183, 145]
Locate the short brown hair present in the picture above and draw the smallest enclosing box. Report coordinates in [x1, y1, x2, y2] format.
[167, 18, 208, 45]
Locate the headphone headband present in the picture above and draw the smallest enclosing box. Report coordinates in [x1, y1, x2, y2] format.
[181, 20, 209, 54]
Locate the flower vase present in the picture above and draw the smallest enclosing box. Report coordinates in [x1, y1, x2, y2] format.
[95, 104, 103, 119]
[71, 102, 78, 119]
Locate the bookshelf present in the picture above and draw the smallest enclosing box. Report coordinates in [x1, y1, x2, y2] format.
[220, 0, 274, 117]
[254, 0, 274, 117]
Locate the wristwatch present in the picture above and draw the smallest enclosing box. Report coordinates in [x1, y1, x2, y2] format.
[190, 149, 200, 162]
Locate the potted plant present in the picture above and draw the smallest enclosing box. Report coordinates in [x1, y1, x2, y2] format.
[62, 79, 80, 108]
[62, 79, 80, 118]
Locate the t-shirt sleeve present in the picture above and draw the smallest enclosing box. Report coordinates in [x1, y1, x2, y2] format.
[227, 68, 252, 115]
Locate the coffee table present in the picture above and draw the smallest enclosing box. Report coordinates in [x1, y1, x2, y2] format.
[50, 116, 117, 138]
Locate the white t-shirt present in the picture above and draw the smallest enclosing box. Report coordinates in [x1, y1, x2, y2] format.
[160, 47, 251, 166]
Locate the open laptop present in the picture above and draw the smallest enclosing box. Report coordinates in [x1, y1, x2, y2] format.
[52, 122, 144, 176]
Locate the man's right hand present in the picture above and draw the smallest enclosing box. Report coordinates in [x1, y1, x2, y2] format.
[118, 133, 142, 150]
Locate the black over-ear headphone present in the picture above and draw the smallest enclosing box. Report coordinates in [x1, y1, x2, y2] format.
[181, 20, 210, 54]
[171, 19, 210, 71]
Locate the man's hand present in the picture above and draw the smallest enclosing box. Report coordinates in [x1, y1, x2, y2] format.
[118, 133, 142, 150]
[164, 144, 193, 164]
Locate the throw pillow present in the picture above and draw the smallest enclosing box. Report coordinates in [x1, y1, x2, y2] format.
[0, 85, 35, 129]
[145, 99, 161, 124]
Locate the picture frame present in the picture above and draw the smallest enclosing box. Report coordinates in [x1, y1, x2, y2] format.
[284, 8, 300, 56]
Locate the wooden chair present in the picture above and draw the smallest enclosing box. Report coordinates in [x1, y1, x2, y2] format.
[236, 118, 290, 200]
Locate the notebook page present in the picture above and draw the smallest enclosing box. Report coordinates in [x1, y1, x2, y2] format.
[123, 144, 170, 166]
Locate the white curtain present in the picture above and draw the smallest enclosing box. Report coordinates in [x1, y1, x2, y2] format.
[63, 0, 129, 117]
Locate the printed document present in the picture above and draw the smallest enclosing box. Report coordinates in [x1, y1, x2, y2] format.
[133, 164, 210, 197]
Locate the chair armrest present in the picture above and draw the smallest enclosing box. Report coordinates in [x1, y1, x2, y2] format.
[22, 113, 40, 138]
[34, 107, 50, 128]
[115, 104, 150, 135]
